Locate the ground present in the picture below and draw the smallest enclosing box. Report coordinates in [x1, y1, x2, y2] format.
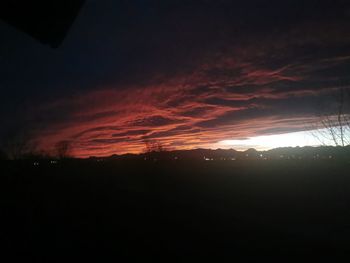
[1, 159, 350, 261]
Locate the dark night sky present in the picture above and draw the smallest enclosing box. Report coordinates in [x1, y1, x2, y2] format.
[1, 0, 350, 157]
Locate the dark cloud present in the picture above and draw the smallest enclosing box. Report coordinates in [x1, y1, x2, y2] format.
[204, 98, 251, 108]
[90, 138, 129, 145]
[130, 115, 181, 127]
[112, 129, 150, 138]
[197, 92, 339, 128]
[258, 126, 307, 135]
[180, 107, 215, 118]
[142, 126, 201, 140]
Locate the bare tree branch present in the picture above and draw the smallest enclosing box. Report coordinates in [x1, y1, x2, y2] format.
[55, 140, 72, 159]
[311, 88, 350, 147]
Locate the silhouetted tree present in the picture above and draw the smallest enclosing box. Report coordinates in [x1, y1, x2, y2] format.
[2, 131, 35, 160]
[55, 140, 72, 159]
[144, 140, 164, 153]
[143, 139, 167, 160]
[312, 88, 350, 146]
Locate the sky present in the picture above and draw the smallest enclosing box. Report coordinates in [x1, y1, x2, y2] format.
[218, 128, 350, 151]
[1, 0, 350, 157]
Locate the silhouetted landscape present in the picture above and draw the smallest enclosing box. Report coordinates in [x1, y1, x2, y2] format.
[1, 147, 350, 261]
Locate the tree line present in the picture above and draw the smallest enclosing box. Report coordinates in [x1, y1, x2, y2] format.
[0, 134, 72, 160]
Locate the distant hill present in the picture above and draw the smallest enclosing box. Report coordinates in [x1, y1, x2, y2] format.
[96, 146, 350, 161]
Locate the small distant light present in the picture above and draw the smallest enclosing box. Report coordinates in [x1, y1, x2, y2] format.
[174, 156, 178, 160]
[259, 154, 263, 158]
[33, 162, 39, 166]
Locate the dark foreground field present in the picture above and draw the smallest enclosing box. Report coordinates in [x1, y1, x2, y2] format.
[1, 159, 350, 261]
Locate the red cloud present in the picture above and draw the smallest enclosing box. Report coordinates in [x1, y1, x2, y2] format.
[28, 22, 350, 157]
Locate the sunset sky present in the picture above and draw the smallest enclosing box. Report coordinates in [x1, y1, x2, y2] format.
[1, 0, 350, 157]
